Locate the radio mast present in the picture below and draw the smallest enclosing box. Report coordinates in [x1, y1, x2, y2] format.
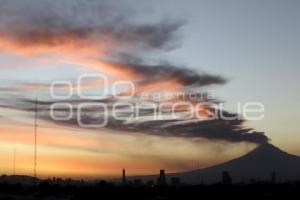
[34, 97, 38, 178]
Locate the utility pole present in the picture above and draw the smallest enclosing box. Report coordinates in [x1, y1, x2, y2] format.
[34, 97, 38, 179]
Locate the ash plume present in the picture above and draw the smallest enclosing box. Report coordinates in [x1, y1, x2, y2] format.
[0, 0, 269, 145]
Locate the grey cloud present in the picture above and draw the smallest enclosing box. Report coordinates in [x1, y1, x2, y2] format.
[104, 53, 226, 88]
[0, 0, 183, 51]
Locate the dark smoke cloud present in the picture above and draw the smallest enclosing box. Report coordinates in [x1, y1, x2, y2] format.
[112, 61, 227, 88]
[0, 0, 182, 51]
[103, 53, 226, 88]
[0, 98, 269, 145]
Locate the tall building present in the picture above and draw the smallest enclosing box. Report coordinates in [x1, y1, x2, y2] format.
[157, 169, 167, 186]
[122, 169, 127, 185]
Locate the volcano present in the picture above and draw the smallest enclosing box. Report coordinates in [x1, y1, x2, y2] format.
[167, 143, 300, 184]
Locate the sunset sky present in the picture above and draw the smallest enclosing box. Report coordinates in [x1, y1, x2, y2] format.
[0, 0, 299, 179]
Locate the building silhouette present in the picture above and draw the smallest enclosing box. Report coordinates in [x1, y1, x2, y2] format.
[122, 169, 127, 185]
[157, 169, 167, 186]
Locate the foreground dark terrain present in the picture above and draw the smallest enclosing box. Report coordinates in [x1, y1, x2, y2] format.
[2, 143, 300, 199]
[1, 181, 300, 200]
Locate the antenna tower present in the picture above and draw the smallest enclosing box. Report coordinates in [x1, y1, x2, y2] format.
[34, 97, 38, 178]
